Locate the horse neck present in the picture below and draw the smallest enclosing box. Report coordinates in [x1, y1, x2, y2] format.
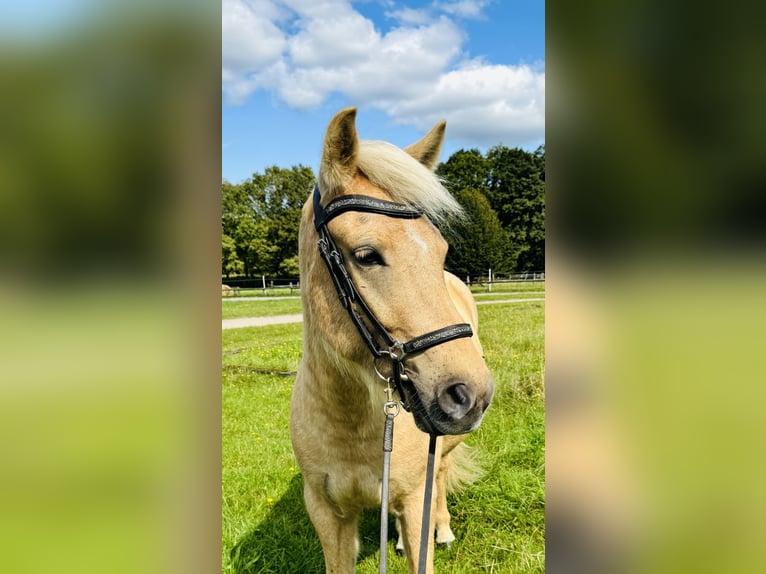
[302, 336, 383, 436]
[299, 212, 383, 430]
[301, 302, 382, 415]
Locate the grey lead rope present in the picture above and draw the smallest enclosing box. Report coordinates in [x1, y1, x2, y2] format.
[379, 412, 395, 574]
[380, 383, 399, 574]
[379, 394, 438, 574]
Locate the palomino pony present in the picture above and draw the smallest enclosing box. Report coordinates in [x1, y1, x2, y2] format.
[290, 108, 494, 574]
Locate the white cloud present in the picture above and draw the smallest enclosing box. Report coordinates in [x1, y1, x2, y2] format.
[435, 0, 491, 19]
[288, 11, 378, 68]
[222, 0, 285, 74]
[244, 11, 464, 110]
[382, 61, 545, 146]
[384, 6, 433, 26]
[222, 0, 544, 146]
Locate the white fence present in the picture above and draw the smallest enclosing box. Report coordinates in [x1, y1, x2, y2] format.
[466, 271, 545, 284]
[222, 271, 545, 297]
[222, 277, 300, 296]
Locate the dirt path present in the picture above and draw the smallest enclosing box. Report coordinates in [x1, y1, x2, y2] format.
[222, 314, 304, 330]
[221, 298, 543, 330]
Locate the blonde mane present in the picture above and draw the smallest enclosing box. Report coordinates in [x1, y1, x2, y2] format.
[356, 139, 464, 228]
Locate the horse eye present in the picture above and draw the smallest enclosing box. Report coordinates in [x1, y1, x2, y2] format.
[353, 248, 384, 267]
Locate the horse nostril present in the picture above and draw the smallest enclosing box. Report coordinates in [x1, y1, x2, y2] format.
[438, 382, 476, 419]
[448, 383, 469, 405]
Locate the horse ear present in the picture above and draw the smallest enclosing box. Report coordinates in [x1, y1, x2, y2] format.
[319, 107, 358, 198]
[404, 120, 446, 170]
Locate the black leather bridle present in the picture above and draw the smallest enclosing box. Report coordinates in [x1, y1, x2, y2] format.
[312, 183, 474, 573]
[313, 184, 473, 433]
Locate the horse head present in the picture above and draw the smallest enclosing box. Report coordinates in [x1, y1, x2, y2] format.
[302, 107, 494, 436]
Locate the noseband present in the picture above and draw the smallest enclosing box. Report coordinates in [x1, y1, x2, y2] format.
[313, 184, 473, 431]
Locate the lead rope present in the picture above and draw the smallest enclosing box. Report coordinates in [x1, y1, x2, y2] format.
[379, 382, 398, 574]
[418, 434, 438, 574]
[379, 362, 438, 574]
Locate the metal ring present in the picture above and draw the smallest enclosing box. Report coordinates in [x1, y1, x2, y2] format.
[374, 361, 391, 383]
[383, 401, 400, 417]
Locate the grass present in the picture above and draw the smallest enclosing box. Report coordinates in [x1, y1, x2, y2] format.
[222, 281, 544, 320]
[222, 298, 544, 573]
[222, 298, 303, 320]
[223, 286, 301, 298]
[221, 281, 543, 300]
[467, 280, 545, 295]
[474, 293, 545, 303]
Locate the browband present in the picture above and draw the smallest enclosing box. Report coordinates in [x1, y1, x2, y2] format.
[313, 186, 423, 230]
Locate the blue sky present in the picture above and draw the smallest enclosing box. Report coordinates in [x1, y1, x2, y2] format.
[223, 0, 544, 183]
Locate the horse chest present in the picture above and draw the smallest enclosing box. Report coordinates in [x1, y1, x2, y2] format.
[294, 401, 384, 512]
[322, 458, 382, 515]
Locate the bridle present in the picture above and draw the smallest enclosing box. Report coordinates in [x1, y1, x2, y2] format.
[313, 184, 473, 431]
[312, 184, 473, 573]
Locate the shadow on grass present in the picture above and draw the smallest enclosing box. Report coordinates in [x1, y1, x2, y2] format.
[230, 474, 395, 574]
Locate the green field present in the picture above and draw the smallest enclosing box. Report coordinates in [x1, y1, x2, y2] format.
[467, 280, 545, 295]
[222, 297, 545, 573]
[222, 280, 544, 300]
[222, 281, 544, 320]
[222, 298, 303, 319]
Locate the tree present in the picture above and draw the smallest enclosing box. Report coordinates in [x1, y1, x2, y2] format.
[246, 222, 279, 275]
[222, 181, 259, 276]
[436, 148, 490, 192]
[278, 255, 299, 277]
[222, 165, 314, 277]
[245, 164, 314, 275]
[221, 143, 546, 278]
[485, 146, 545, 271]
[222, 233, 243, 277]
[445, 188, 514, 278]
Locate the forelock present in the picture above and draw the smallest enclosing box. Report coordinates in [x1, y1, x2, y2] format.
[356, 140, 464, 228]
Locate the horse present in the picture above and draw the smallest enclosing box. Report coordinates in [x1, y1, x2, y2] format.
[290, 107, 494, 574]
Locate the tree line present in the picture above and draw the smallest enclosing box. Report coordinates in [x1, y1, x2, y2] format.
[222, 145, 544, 279]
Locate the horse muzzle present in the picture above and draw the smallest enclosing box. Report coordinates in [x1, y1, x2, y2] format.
[404, 373, 495, 436]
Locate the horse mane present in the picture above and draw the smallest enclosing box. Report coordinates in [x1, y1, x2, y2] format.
[356, 139, 464, 228]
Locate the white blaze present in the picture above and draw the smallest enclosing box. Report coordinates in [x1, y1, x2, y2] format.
[407, 228, 429, 253]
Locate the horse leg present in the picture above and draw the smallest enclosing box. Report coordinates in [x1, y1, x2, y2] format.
[395, 517, 405, 556]
[396, 461, 455, 561]
[434, 453, 456, 546]
[398, 494, 436, 574]
[304, 483, 359, 574]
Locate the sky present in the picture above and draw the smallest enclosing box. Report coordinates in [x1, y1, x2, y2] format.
[222, 0, 544, 184]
